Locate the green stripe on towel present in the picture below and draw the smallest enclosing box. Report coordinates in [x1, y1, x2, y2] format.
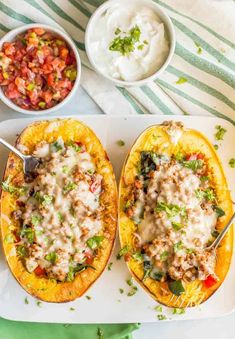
[154, 0, 235, 49]
[156, 78, 235, 125]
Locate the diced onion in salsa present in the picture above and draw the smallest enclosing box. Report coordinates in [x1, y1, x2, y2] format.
[0, 28, 77, 111]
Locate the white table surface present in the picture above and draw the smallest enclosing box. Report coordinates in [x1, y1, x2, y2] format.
[1, 85, 235, 339]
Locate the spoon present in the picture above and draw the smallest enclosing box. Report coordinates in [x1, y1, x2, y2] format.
[207, 211, 235, 251]
[0, 137, 40, 176]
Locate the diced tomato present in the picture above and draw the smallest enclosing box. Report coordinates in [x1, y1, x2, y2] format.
[84, 252, 94, 265]
[13, 230, 21, 242]
[75, 142, 86, 152]
[204, 275, 217, 288]
[28, 89, 39, 105]
[47, 73, 56, 86]
[124, 253, 131, 262]
[0, 28, 77, 111]
[59, 47, 69, 60]
[44, 90, 53, 104]
[196, 153, 204, 160]
[32, 28, 45, 36]
[34, 266, 46, 276]
[185, 153, 204, 161]
[5, 83, 20, 99]
[3, 42, 15, 56]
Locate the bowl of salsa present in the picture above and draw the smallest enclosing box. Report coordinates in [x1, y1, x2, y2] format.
[0, 24, 81, 114]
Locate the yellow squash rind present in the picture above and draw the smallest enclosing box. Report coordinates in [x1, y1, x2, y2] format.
[119, 124, 233, 308]
[1, 119, 118, 302]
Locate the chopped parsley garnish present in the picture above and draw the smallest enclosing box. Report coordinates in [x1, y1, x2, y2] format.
[155, 202, 183, 218]
[200, 175, 209, 182]
[143, 40, 148, 45]
[173, 308, 185, 315]
[214, 144, 219, 150]
[174, 241, 183, 252]
[86, 295, 92, 300]
[213, 205, 225, 217]
[36, 301, 42, 307]
[58, 212, 64, 222]
[126, 278, 133, 286]
[45, 251, 57, 264]
[115, 27, 121, 35]
[42, 194, 53, 206]
[176, 77, 187, 84]
[182, 159, 203, 172]
[119, 288, 124, 294]
[175, 151, 184, 161]
[67, 264, 95, 282]
[31, 215, 42, 226]
[86, 235, 104, 250]
[229, 158, 235, 168]
[194, 42, 202, 54]
[62, 166, 70, 174]
[155, 305, 163, 312]
[34, 192, 53, 206]
[137, 44, 144, 50]
[127, 286, 138, 296]
[20, 225, 35, 244]
[160, 250, 169, 261]
[66, 141, 82, 152]
[70, 307, 75, 311]
[51, 141, 63, 152]
[116, 245, 129, 260]
[17, 245, 28, 257]
[172, 221, 184, 231]
[215, 125, 227, 141]
[63, 182, 77, 193]
[116, 139, 125, 147]
[107, 262, 113, 271]
[109, 25, 141, 56]
[195, 188, 215, 201]
[4, 233, 15, 244]
[157, 314, 167, 320]
[1, 176, 26, 195]
[24, 297, 29, 304]
[143, 260, 152, 280]
[132, 251, 143, 262]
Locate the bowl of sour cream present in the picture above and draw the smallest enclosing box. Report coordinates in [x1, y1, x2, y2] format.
[85, 0, 175, 86]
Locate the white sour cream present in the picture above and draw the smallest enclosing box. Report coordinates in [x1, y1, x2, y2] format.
[89, 2, 170, 81]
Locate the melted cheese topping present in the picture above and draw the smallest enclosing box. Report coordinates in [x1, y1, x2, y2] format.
[129, 155, 218, 281]
[16, 139, 103, 281]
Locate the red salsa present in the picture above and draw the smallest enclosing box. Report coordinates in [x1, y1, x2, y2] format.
[0, 28, 77, 111]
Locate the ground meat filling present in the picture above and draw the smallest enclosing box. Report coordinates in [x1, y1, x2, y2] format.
[126, 151, 224, 284]
[13, 138, 103, 282]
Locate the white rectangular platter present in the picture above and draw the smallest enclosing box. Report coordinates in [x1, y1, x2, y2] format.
[0, 114, 234, 324]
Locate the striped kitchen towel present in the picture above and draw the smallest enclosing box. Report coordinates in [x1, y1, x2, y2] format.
[0, 0, 234, 123]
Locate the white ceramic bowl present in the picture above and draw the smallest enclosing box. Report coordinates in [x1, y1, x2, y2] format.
[85, 0, 175, 87]
[0, 23, 81, 115]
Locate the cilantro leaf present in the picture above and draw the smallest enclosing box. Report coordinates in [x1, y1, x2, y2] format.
[86, 236, 104, 250]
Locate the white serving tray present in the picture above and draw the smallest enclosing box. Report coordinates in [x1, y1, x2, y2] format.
[0, 115, 234, 324]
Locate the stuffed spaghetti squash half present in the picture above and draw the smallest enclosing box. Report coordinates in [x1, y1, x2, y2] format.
[1, 119, 117, 302]
[119, 121, 233, 308]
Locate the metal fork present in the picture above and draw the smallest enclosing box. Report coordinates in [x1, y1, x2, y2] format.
[207, 211, 235, 251]
[0, 137, 40, 176]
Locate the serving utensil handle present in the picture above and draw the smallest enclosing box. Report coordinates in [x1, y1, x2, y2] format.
[0, 137, 25, 161]
[210, 212, 235, 250]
